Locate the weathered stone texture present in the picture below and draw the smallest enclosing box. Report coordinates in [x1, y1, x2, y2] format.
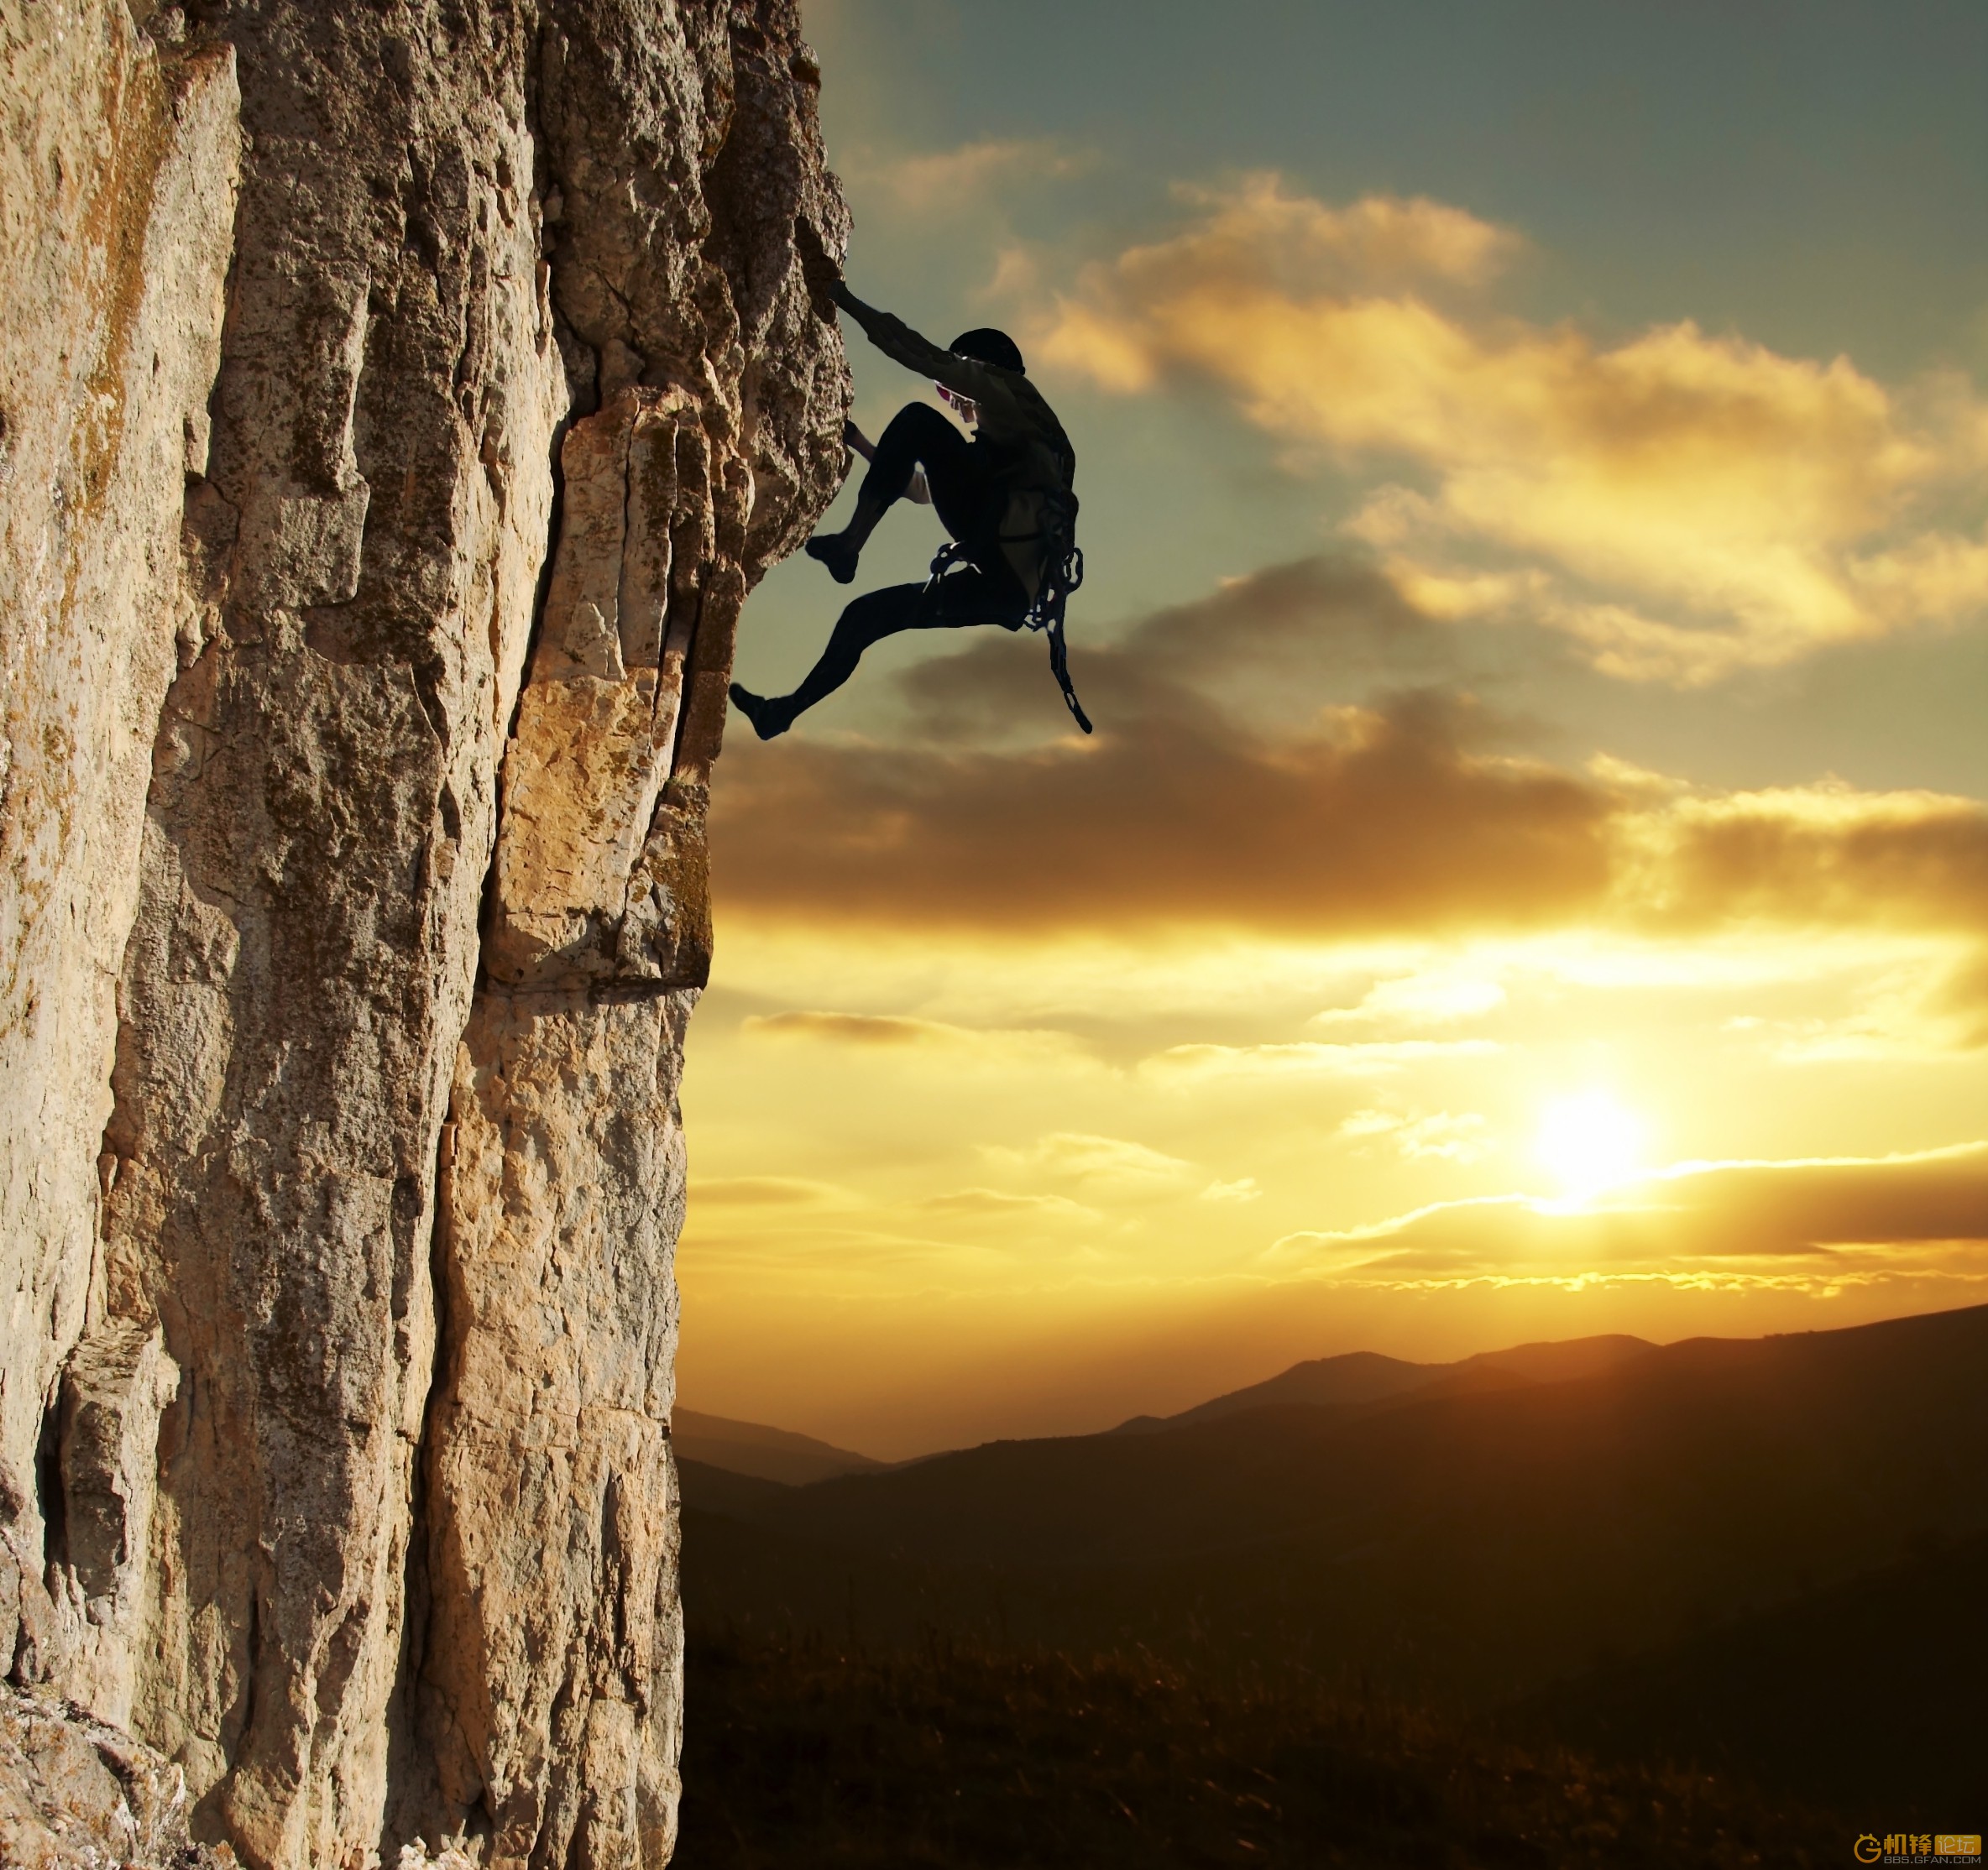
[415, 13, 848, 1862]
[484, 390, 710, 990]
[423, 990, 691, 1865]
[1, 1678, 232, 1868]
[1, 1, 849, 1865]
[0, 0, 239, 1706]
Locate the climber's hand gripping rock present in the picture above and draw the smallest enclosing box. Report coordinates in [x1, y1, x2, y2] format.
[795, 217, 846, 323]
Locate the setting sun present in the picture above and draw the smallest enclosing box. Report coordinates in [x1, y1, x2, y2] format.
[1535, 1091, 1648, 1201]
[670, 5, 1988, 1473]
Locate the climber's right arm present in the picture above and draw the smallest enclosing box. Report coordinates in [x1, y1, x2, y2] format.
[797, 220, 1005, 406]
[833, 286, 1004, 405]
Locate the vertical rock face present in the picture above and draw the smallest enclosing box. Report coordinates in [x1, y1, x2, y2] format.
[2, 1679, 233, 1868]
[0, 0, 239, 1707]
[0, 3, 849, 1865]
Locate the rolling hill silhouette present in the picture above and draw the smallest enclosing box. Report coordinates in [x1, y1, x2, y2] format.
[1110, 1332, 1656, 1434]
[673, 1406, 885, 1486]
[681, 1300, 1988, 1805]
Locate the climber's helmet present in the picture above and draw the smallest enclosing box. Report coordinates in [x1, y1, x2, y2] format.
[949, 327, 1026, 374]
[937, 327, 1024, 427]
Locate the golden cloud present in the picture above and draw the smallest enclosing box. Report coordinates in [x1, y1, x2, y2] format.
[1312, 971, 1507, 1029]
[846, 138, 1093, 216]
[716, 614, 1612, 938]
[1938, 953, 1988, 1048]
[1272, 1146, 1988, 1277]
[1143, 1039, 1502, 1082]
[687, 1176, 851, 1208]
[746, 1011, 937, 1045]
[741, 1010, 1091, 1066]
[1637, 783, 1988, 931]
[714, 558, 1988, 967]
[1340, 1109, 1495, 1164]
[917, 1188, 1099, 1222]
[1030, 176, 1988, 681]
[981, 1131, 1196, 1199]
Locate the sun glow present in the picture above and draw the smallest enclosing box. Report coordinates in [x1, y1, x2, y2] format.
[1535, 1090, 1647, 1201]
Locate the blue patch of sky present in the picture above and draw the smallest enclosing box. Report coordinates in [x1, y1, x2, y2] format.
[808, 0, 1988, 369]
[726, 1, 1988, 797]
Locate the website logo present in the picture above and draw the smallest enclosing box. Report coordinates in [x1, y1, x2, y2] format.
[1855, 1837, 1983, 1866]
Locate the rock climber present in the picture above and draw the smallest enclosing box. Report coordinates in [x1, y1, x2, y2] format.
[728, 220, 1091, 739]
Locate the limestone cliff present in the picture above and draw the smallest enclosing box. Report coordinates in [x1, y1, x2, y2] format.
[0, 2, 849, 1863]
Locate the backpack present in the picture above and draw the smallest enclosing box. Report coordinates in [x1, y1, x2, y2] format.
[923, 474, 1092, 734]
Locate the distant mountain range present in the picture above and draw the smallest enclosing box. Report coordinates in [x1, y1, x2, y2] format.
[677, 1303, 1988, 1817]
[1110, 1331, 1656, 1434]
[672, 1407, 884, 1486]
[677, 1332, 1661, 1480]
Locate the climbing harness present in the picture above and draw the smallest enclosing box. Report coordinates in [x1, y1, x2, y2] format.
[921, 485, 1093, 734]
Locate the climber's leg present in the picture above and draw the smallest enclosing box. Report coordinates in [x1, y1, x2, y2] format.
[730, 566, 1024, 740]
[732, 583, 919, 737]
[806, 404, 986, 583]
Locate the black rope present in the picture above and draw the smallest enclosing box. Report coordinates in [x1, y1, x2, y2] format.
[1029, 540, 1090, 734]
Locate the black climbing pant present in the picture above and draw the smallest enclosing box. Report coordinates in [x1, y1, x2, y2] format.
[857, 401, 1012, 573]
[772, 402, 1029, 725]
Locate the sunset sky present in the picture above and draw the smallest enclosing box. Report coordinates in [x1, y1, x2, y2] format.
[679, 0, 1988, 1458]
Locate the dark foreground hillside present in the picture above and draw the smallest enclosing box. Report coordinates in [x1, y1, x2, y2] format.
[676, 1632, 1850, 1868]
[678, 1304, 1988, 1845]
[681, 1304, 1988, 1716]
[1525, 1530, 1988, 1818]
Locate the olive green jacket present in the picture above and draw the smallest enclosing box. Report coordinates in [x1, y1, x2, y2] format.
[835, 285, 1075, 601]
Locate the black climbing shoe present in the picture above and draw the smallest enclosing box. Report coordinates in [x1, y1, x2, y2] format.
[804, 530, 860, 584]
[729, 682, 793, 741]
